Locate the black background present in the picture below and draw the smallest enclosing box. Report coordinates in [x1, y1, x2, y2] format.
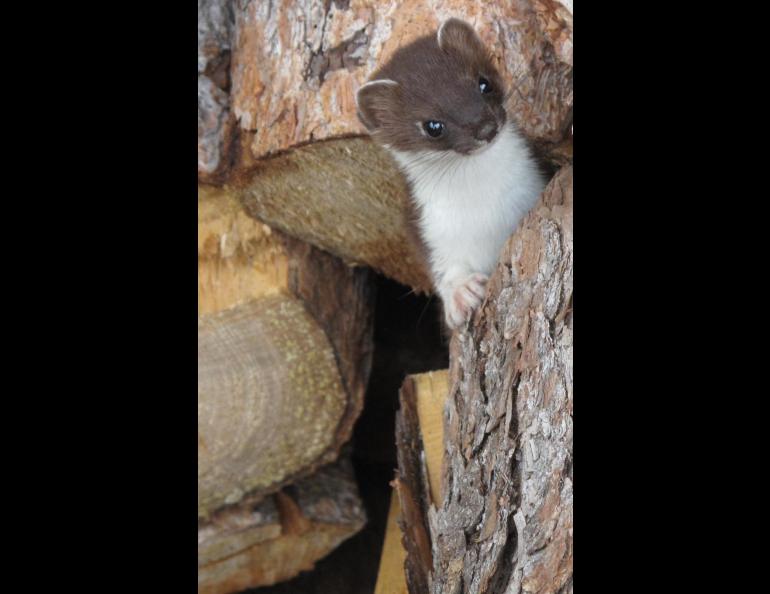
[13, 2, 746, 591]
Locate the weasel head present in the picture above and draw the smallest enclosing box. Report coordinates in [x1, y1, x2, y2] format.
[356, 18, 508, 157]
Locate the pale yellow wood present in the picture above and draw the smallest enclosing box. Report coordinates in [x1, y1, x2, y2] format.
[374, 370, 449, 594]
[198, 184, 289, 315]
[374, 491, 408, 594]
[413, 370, 449, 506]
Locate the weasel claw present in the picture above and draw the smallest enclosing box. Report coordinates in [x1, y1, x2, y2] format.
[444, 273, 489, 329]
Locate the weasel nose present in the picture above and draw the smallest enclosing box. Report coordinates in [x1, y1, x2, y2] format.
[475, 121, 498, 142]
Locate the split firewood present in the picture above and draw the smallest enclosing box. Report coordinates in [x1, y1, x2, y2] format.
[198, 186, 374, 592]
[374, 489, 409, 594]
[199, 456, 367, 594]
[198, 186, 373, 515]
[378, 370, 448, 594]
[394, 371, 448, 594]
[395, 166, 573, 594]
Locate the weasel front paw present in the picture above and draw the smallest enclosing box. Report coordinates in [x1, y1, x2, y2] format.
[443, 273, 489, 329]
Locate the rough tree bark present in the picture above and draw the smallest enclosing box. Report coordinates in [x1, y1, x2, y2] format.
[199, 0, 236, 183]
[226, 0, 572, 164]
[396, 166, 573, 594]
[198, 0, 572, 292]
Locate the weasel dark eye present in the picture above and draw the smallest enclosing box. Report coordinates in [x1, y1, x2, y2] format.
[423, 120, 445, 138]
[479, 77, 492, 94]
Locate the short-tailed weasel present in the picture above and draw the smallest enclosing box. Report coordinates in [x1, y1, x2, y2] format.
[357, 18, 546, 329]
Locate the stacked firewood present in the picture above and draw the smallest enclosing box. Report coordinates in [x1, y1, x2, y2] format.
[198, 1, 572, 593]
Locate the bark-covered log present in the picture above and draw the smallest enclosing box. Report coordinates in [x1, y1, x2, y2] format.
[227, 0, 572, 165]
[436, 165, 572, 594]
[395, 166, 572, 594]
[198, 186, 374, 512]
[395, 371, 449, 594]
[199, 455, 367, 594]
[198, 0, 236, 183]
[198, 0, 572, 293]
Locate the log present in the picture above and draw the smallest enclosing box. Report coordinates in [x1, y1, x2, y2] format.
[381, 370, 449, 594]
[198, 186, 373, 513]
[198, 295, 348, 516]
[198, 184, 289, 315]
[200, 136, 428, 307]
[198, 187, 374, 590]
[235, 138, 432, 293]
[198, 0, 573, 293]
[198, 455, 367, 594]
[227, 0, 572, 165]
[394, 372, 444, 594]
[395, 166, 573, 594]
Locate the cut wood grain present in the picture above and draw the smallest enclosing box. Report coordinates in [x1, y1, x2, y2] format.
[198, 184, 289, 315]
[233, 137, 432, 293]
[198, 188, 374, 512]
[198, 295, 347, 518]
[197, 186, 374, 592]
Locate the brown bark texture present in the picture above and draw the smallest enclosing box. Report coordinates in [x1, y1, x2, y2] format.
[198, 0, 236, 183]
[397, 166, 573, 594]
[198, 0, 572, 292]
[396, 376, 440, 594]
[226, 0, 572, 165]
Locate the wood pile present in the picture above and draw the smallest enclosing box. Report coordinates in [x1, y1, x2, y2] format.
[198, 1, 572, 592]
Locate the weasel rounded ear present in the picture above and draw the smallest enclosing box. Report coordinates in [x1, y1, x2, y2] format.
[355, 79, 400, 132]
[437, 18, 485, 55]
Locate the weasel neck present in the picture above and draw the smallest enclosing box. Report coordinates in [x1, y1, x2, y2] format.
[387, 124, 532, 208]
